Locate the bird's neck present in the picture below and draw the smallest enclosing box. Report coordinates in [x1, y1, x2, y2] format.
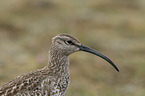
[47, 48, 70, 75]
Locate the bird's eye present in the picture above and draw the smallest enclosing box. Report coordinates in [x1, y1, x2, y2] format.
[66, 40, 73, 45]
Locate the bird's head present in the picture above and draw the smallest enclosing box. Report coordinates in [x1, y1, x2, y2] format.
[52, 33, 81, 55]
[52, 33, 119, 72]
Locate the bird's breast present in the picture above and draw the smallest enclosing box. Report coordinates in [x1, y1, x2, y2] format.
[40, 74, 70, 96]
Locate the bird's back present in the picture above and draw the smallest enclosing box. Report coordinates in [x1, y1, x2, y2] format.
[0, 66, 70, 96]
[0, 68, 50, 96]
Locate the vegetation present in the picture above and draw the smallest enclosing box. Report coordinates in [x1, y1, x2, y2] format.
[0, 0, 145, 95]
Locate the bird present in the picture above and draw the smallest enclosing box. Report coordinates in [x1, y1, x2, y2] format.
[0, 33, 119, 96]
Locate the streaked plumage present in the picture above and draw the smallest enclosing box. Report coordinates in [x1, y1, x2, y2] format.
[0, 33, 119, 96]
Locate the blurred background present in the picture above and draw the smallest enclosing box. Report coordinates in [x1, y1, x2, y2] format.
[0, 0, 145, 96]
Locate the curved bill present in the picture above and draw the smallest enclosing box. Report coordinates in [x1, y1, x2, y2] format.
[79, 44, 119, 72]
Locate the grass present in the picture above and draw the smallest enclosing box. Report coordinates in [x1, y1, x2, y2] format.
[0, 0, 145, 95]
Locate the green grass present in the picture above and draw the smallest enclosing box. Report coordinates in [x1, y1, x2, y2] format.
[0, 0, 145, 96]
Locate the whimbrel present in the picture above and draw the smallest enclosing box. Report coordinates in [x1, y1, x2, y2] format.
[0, 33, 119, 96]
